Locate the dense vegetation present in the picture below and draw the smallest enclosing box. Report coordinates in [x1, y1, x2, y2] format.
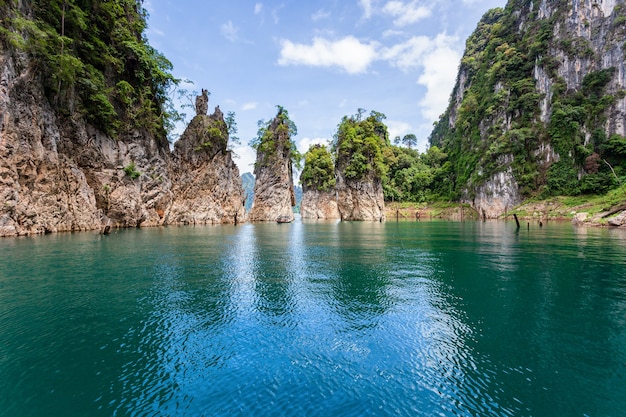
[249, 106, 301, 170]
[0, 0, 180, 143]
[300, 144, 336, 192]
[332, 110, 390, 181]
[429, 1, 626, 200]
[301, 110, 452, 203]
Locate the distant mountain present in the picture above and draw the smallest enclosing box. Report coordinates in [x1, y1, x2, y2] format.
[241, 172, 303, 213]
[294, 185, 303, 213]
[241, 172, 255, 211]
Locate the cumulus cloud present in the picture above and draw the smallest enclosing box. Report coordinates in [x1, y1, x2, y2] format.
[277, 30, 461, 121]
[254, 3, 263, 14]
[297, 137, 330, 155]
[382, 1, 432, 26]
[360, 0, 374, 19]
[220, 20, 239, 42]
[416, 42, 460, 120]
[382, 33, 461, 120]
[278, 36, 379, 74]
[233, 145, 256, 173]
[386, 120, 413, 142]
[312, 9, 331, 21]
[242, 102, 258, 111]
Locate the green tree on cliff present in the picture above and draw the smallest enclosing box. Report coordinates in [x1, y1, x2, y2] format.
[250, 106, 302, 170]
[300, 144, 336, 192]
[333, 110, 390, 180]
[0, 0, 181, 142]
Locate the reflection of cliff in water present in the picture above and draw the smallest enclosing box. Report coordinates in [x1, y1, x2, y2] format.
[249, 223, 297, 320]
[113, 227, 241, 414]
[319, 222, 396, 328]
[431, 221, 626, 416]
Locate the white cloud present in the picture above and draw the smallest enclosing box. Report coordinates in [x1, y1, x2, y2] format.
[254, 3, 263, 14]
[382, 29, 405, 38]
[146, 27, 164, 37]
[297, 137, 330, 155]
[233, 145, 256, 174]
[242, 102, 258, 111]
[386, 120, 412, 141]
[382, 35, 433, 70]
[382, 33, 461, 121]
[220, 21, 239, 42]
[416, 43, 460, 120]
[382, 1, 431, 26]
[278, 36, 379, 74]
[312, 9, 331, 21]
[360, 0, 374, 19]
[272, 5, 284, 24]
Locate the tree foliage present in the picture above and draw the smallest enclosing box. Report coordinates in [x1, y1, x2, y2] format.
[300, 144, 336, 192]
[250, 106, 302, 170]
[333, 110, 390, 180]
[0, 0, 180, 143]
[428, 1, 626, 199]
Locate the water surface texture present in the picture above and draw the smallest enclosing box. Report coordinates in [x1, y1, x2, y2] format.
[1, 221, 625, 416]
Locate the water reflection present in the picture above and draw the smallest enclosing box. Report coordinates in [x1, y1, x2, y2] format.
[249, 223, 298, 320]
[112, 226, 243, 415]
[2, 222, 625, 417]
[434, 221, 626, 416]
[318, 222, 396, 329]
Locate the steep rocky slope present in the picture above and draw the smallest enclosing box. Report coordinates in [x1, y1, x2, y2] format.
[334, 113, 387, 221]
[248, 108, 297, 222]
[430, 0, 626, 218]
[168, 105, 246, 225]
[0, 46, 172, 235]
[0, 2, 245, 236]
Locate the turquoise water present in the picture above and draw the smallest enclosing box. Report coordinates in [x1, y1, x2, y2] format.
[1, 220, 625, 416]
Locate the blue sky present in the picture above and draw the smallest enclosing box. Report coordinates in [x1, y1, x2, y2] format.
[145, 0, 506, 175]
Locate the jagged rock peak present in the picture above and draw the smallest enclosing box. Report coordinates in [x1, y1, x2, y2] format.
[168, 103, 246, 225]
[334, 113, 388, 221]
[429, 0, 626, 218]
[248, 107, 297, 222]
[195, 89, 209, 116]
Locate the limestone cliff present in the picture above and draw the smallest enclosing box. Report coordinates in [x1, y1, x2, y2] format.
[333, 113, 388, 221]
[0, 48, 173, 236]
[299, 144, 340, 219]
[248, 108, 297, 222]
[300, 189, 340, 219]
[430, 0, 626, 218]
[168, 106, 246, 225]
[0, 2, 246, 236]
[335, 176, 385, 221]
[0, 47, 245, 236]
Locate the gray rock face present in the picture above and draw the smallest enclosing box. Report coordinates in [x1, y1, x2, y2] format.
[195, 89, 209, 116]
[168, 108, 246, 225]
[572, 212, 590, 225]
[437, 0, 626, 217]
[300, 189, 340, 219]
[0, 40, 245, 237]
[335, 175, 385, 221]
[608, 210, 626, 226]
[248, 113, 296, 222]
[467, 164, 521, 219]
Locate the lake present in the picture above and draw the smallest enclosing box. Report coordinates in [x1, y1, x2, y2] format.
[1, 220, 625, 416]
